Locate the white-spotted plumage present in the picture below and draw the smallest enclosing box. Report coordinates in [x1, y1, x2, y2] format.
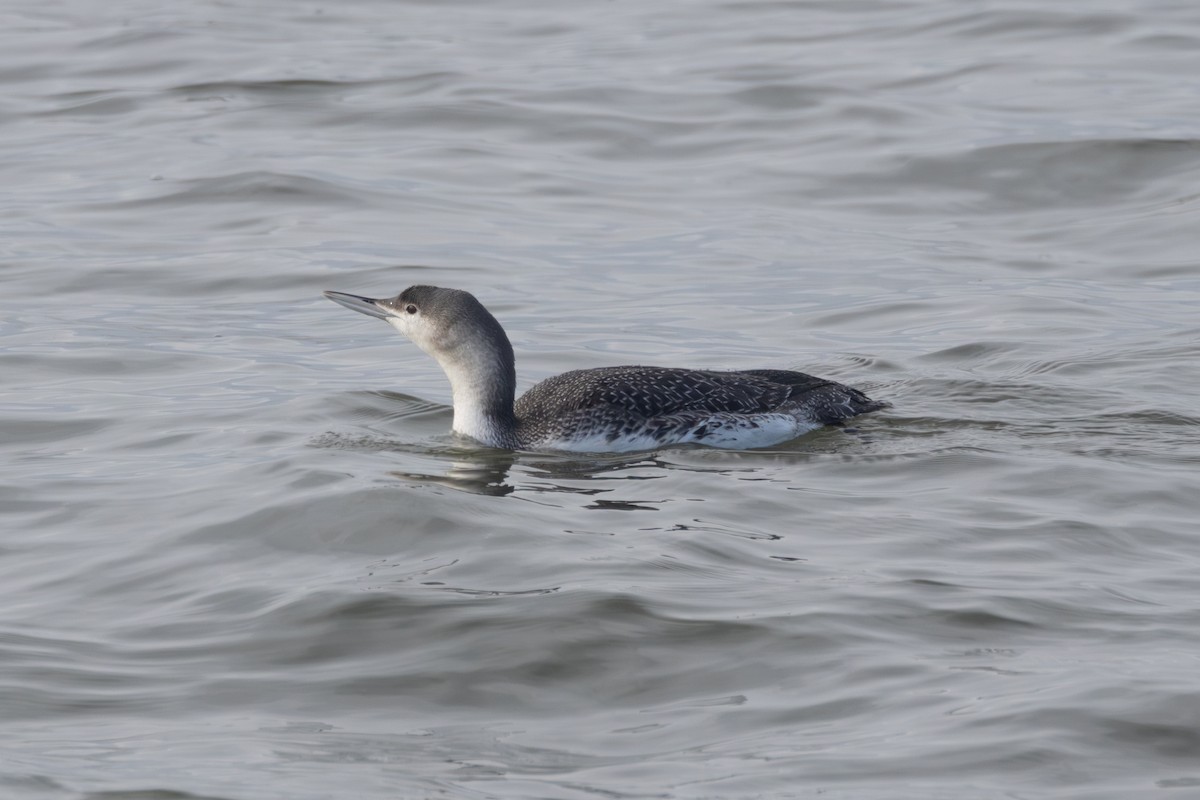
[324, 286, 885, 452]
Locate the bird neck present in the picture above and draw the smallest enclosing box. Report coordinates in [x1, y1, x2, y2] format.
[435, 334, 519, 448]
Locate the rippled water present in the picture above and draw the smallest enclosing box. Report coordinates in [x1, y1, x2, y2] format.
[3, 1, 1200, 797]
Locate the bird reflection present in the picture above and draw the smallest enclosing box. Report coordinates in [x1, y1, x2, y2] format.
[388, 451, 517, 496]
[387, 450, 660, 498]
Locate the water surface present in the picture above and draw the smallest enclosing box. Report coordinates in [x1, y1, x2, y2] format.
[2, 1, 1200, 798]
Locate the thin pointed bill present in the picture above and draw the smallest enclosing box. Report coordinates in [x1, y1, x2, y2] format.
[323, 290, 395, 321]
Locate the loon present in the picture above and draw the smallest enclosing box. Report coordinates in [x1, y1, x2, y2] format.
[324, 286, 885, 452]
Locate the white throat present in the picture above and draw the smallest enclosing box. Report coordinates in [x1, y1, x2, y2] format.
[444, 359, 507, 445]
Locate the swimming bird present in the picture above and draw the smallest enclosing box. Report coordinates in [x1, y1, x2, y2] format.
[324, 286, 885, 452]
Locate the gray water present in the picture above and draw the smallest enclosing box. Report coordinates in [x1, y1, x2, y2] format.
[3, 1, 1200, 798]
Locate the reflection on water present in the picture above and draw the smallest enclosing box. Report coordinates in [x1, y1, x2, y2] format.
[393, 455, 518, 497]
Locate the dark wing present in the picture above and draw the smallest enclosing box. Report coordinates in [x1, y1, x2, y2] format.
[734, 369, 835, 393]
[516, 366, 794, 420]
[737, 368, 886, 424]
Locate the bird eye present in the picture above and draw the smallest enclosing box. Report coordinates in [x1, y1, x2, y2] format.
[405, 304, 418, 314]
